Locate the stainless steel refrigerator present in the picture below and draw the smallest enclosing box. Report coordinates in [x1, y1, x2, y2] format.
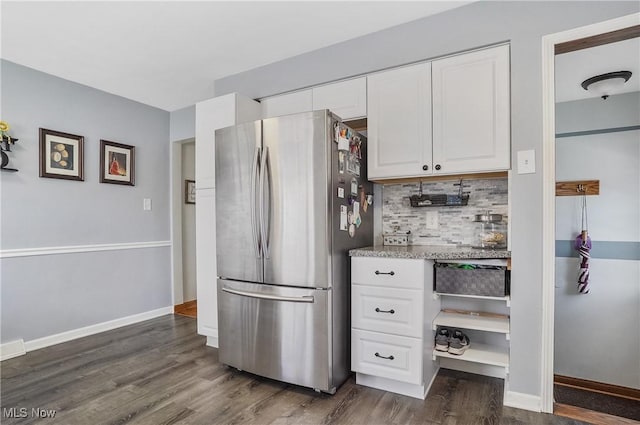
[215, 110, 372, 393]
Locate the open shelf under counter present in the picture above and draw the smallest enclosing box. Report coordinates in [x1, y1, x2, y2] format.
[433, 292, 511, 307]
[433, 343, 509, 371]
[433, 311, 509, 338]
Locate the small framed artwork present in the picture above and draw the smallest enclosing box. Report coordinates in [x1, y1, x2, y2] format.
[100, 140, 135, 186]
[39, 128, 84, 181]
[185, 180, 196, 204]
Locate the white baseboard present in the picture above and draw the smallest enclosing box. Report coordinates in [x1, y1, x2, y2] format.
[0, 339, 26, 361]
[355, 373, 429, 399]
[22, 306, 173, 353]
[503, 390, 542, 412]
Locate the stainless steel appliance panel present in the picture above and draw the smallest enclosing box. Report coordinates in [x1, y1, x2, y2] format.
[217, 279, 333, 392]
[328, 120, 374, 386]
[215, 121, 263, 283]
[261, 111, 331, 288]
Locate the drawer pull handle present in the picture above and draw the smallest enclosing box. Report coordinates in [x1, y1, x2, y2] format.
[375, 308, 395, 314]
[375, 352, 394, 360]
[374, 270, 395, 276]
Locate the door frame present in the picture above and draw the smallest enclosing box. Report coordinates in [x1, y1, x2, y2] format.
[540, 12, 640, 413]
[170, 137, 196, 307]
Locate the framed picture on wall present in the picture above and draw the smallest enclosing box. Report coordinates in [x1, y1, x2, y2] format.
[100, 140, 135, 186]
[39, 128, 84, 181]
[185, 180, 196, 204]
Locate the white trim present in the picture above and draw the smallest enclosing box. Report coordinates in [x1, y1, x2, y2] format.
[0, 240, 171, 259]
[0, 339, 26, 361]
[205, 336, 219, 348]
[540, 12, 640, 415]
[504, 390, 542, 412]
[23, 306, 173, 353]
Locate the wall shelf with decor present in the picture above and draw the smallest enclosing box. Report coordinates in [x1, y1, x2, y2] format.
[1, 122, 19, 172]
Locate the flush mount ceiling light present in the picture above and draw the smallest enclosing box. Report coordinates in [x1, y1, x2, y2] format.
[581, 71, 632, 100]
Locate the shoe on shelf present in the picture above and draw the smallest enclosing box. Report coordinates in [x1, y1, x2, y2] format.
[435, 327, 450, 352]
[448, 330, 470, 355]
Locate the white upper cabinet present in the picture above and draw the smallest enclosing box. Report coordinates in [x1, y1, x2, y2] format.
[432, 45, 511, 174]
[312, 77, 367, 120]
[195, 93, 261, 189]
[261, 89, 313, 119]
[367, 63, 432, 180]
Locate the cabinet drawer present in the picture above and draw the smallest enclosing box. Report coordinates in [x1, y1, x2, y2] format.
[352, 257, 425, 289]
[351, 329, 422, 384]
[352, 285, 423, 337]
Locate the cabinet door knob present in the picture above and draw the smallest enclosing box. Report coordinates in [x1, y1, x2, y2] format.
[375, 352, 394, 360]
[435, 164, 441, 171]
[422, 165, 429, 171]
[375, 308, 395, 314]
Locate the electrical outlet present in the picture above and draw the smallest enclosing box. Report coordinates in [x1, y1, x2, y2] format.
[426, 210, 439, 230]
[143, 198, 152, 211]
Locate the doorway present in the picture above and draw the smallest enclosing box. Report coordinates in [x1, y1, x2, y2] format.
[171, 138, 197, 318]
[541, 13, 640, 422]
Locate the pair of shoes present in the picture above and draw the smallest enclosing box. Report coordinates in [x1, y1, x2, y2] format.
[434, 327, 470, 355]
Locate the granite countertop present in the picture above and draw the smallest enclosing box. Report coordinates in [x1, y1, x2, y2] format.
[349, 245, 511, 260]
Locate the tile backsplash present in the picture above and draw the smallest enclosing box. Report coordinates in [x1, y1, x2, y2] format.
[382, 178, 508, 246]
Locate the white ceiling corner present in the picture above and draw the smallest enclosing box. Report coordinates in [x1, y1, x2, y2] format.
[1, 1, 473, 111]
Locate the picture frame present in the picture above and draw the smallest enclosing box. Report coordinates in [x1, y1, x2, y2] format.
[39, 128, 84, 181]
[185, 180, 196, 204]
[100, 140, 135, 186]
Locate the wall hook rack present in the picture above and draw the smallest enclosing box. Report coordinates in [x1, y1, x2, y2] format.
[555, 180, 600, 196]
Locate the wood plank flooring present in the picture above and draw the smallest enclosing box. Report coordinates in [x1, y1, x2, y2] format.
[174, 300, 197, 319]
[1, 315, 587, 425]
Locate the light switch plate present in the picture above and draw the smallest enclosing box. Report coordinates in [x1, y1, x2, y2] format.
[517, 150, 536, 174]
[143, 198, 152, 211]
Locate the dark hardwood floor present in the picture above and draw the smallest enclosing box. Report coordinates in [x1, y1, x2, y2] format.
[1, 315, 586, 425]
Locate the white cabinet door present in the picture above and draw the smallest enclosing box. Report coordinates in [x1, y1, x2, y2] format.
[195, 188, 218, 346]
[367, 63, 432, 180]
[312, 77, 366, 120]
[432, 45, 511, 174]
[261, 89, 312, 119]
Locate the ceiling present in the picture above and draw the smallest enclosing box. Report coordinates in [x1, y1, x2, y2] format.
[555, 37, 640, 103]
[1, 1, 472, 111]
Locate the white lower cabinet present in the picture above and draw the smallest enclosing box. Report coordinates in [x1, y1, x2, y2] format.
[351, 257, 439, 399]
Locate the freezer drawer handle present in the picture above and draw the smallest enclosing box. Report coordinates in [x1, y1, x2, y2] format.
[222, 287, 314, 303]
[374, 352, 395, 360]
[375, 308, 395, 314]
[375, 270, 395, 276]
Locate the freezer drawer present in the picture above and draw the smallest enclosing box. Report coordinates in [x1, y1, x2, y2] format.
[217, 279, 333, 392]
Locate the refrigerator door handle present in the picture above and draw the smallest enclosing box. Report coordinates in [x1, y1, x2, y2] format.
[222, 286, 314, 303]
[259, 146, 271, 259]
[250, 147, 262, 258]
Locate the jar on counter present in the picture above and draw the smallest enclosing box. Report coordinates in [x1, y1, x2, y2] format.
[473, 212, 507, 249]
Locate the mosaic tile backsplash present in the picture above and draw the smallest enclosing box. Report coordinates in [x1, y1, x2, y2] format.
[382, 178, 508, 246]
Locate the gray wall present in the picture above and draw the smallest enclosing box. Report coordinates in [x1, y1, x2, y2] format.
[181, 142, 196, 302]
[554, 93, 639, 389]
[169, 105, 195, 142]
[1, 60, 172, 343]
[213, 1, 640, 397]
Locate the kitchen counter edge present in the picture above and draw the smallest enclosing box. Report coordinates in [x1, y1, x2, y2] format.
[349, 246, 511, 260]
